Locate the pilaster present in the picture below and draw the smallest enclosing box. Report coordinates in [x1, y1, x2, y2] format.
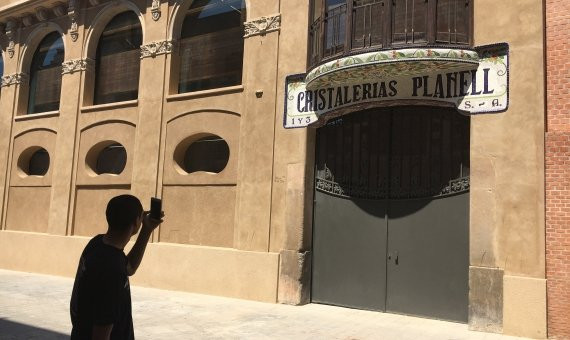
[0, 74, 21, 229]
[46, 58, 90, 235]
[234, 25, 280, 251]
[130, 39, 169, 225]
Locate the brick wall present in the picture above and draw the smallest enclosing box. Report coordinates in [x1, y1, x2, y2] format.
[546, 0, 570, 338]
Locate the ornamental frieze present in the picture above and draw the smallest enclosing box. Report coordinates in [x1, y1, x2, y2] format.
[1, 73, 29, 87]
[151, 0, 161, 21]
[140, 41, 173, 59]
[62, 59, 93, 74]
[68, 0, 79, 42]
[244, 14, 281, 38]
[5, 20, 18, 58]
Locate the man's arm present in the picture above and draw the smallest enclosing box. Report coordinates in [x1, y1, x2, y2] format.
[127, 212, 162, 276]
[92, 324, 113, 340]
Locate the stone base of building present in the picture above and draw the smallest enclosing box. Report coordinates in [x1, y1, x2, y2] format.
[0, 231, 280, 303]
[468, 266, 547, 339]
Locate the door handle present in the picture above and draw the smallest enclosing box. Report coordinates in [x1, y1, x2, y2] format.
[388, 251, 399, 265]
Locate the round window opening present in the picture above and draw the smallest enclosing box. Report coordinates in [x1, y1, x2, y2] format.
[183, 135, 229, 174]
[28, 148, 50, 176]
[96, 143, 127, 175]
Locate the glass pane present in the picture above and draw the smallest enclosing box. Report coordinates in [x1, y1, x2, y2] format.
[323, 0, 346, 58]
[28, 32, 64, 114]
[392, 0, 428, 45]
[313, 0, 323, 21]
[28, 148, 50, 176]
[437, 0, 470, 44]
[352, 0, 384, 50]
[184, 136, 230, 174]
[455, 0, 470, 44]
[96, 143, 127, 175]
[94, 12, 142, 105]
[178, 0, 245, 93]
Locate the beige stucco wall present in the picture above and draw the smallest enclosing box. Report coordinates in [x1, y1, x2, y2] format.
[472, 0, 546, 337]
[0, 0, 293, 303]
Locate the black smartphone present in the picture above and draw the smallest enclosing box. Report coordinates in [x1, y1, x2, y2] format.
[150, 197, 162, 220]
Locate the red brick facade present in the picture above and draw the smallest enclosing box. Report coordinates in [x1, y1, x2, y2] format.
[546, 0, 570, 338]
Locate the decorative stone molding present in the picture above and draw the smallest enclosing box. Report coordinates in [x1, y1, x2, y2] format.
[140, 40, 173, 59]
[244, 14, 281, 38]
[151, 0, 161, 21]
[68, 0, 79, 42]
[36, 7, 49, 22]
[5, 19, 18, 58]
[21, 14, 35, 27]
[53, 4, 67, 18]
[1, 73, 29, 87]
[62, 59, 93, 74]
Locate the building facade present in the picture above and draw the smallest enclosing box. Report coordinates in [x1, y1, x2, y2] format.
[546, 0, 570, 339]
[0, 0, 552, 338]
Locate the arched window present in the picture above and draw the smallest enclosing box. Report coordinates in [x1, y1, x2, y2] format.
[94, 11, 142, 105]
[28, 32, 64, 114]
[178, 0, 246, 93]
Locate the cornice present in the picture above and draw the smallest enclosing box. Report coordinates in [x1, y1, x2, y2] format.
[0, 0, 68, 21]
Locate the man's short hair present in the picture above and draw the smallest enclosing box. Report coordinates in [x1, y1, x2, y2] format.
[106, 195, 143, 232]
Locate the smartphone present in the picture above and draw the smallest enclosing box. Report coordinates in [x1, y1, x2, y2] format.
[150, 197, 162, 220]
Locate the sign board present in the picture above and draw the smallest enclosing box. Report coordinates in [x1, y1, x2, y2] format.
[284, 43, 509, 129]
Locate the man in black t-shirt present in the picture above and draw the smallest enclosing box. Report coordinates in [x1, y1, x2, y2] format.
[70, 195, 163, 340]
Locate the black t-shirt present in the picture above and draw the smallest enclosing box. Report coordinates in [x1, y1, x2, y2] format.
[70, 234, 134, 340]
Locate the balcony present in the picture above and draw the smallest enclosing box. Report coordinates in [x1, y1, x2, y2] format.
[307, 0, 475, 86]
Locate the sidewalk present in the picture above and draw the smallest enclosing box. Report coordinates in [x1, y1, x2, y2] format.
[0, 269, 528, 340]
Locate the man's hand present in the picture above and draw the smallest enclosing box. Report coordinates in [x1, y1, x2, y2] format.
[141, 211, 164, 234]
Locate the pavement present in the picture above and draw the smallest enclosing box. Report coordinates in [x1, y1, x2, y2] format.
[0, 269, 529, 340]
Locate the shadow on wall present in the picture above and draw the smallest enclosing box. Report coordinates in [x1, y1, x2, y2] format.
[0, 318, 68, 339]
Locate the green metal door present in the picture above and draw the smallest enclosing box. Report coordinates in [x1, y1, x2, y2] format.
[312, 111, 391, 311]
[312, 107, 470, 321]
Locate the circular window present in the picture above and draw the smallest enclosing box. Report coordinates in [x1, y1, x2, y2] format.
[182, 135, 229, 174]
[95, 143, 127, 175]
[27, 148, 50, 176]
